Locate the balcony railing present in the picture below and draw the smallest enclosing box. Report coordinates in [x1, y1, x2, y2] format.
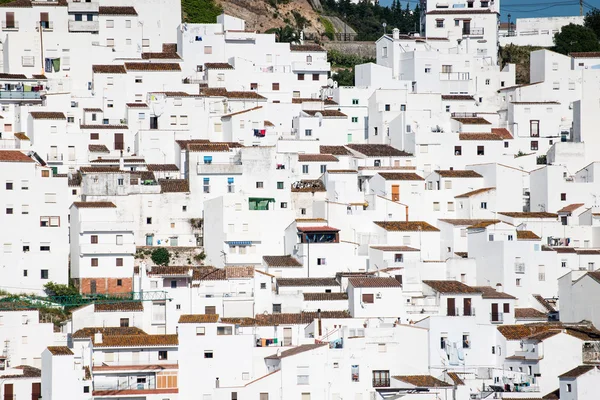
[0, 91, 42, 101]
[490, 312, 504, 323]
[1, 21, 18, 30]
[372, 378, 390, 388]
[515, 262, 525, 273]
[36, 21, 54, 31]
[68, 0, 99, 12]
[47, 153, 63, 162]
[68, 20, 99, 32]
[439, 72, 470, 81]
[463, 27, 484, 36]
[447, 307, 476, 317]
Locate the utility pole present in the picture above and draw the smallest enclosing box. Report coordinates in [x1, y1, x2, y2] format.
[580, 0, 583, 16]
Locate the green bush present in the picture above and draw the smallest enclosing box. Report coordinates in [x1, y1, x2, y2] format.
[151, 247, 170, 266]
[328, 49, 374, 68]
[44, 282, 80, 297]
[320, 17, 335, 40]
[182, 0, 223, 24]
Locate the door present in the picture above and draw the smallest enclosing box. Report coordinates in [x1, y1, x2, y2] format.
[4, 383, 13, 400]
[283, 327, 292, 346]
[463, 20, 470, 34]
[391, 185, 399, 202]
[491, 303, 499, 322]
[463, 298, 472, 316]
[40, 12, 49, 28]
[90, 280, 96, 294]
[447, 298, 456, 316]
[146, 235, 153, 246]
[5, 12, 14, 28]
[114, 133, 124, 150]
[150, 116, 158, 130]
[32, 382, 41, 400]
[68, 146, 76, 161]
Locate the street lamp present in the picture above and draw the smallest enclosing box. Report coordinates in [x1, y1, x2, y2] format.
[383, 21, 387, 36]
[507, 14, 512, 36]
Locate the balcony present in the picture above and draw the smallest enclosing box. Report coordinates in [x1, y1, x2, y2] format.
[292, 61, 331, 72]
[36, 21, 53, 31]
[463, 27, 484, 36]
[490, 312, 504, 323]
[447, 307, 476, 317]
[372, 378, 390, 388]
[439, 72, 470, 81]
[47, 153, 63, 162]
[68, 1, 99, 12]
[224, 30, 256, 41]
[0, 91, 42, 101]
[79, 243, 135, 255]
[93, 359, 178, 371]
[196, 162, 243, 175]
[68, 20, 99, 32]
[515, 262, 525, 273]
[1, 21, 18, 31]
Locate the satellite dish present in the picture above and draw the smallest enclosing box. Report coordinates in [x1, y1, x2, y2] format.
[327, 78, 334, 87]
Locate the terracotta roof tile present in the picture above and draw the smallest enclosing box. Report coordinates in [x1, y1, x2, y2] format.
[98, 6, 138, 15]
[473, 286, 516, 299]
[303, 110, 347, 117]
[303, 292, 348, 301]
[225, 266, 254, 279]
[378, 172, 424, 181]
[264, 120, 274, 127]
[13, 133, 30, 141]
[94, 302, 143, 312]
[199, 88, 266, 99]
[147, 266, 192, 276]
[0, 73, 27, 79]
[124, 63, 181, 71]
[575, 249, 600, 255]
[0, 365, 41, 379]
[517, 230, 541, 240]
[423, 280, 481, 294]
[557, 203, 585, 213]
[94, 334, 178, 348]
[265, 343, 327, 360]
[0, 151, 33, 163]
[374, 221, 440, 232]
[452, 117, 491, 125]
[178, 314, 219, 323]
[290, 44, 326, 52]
[533, 294, 557, 312]
[73, 327, 147, 339]
[72, 201, 116, 208]
[496, 323, 564, 340]
[436, 170, 482, 178]
[47, 346, 73, 356]
[439, 219, 499, 226]
[79, 166, 120, 173]
[447, 372, 464, 385]
[91, 158, 145, 164]
[293, 98, 337, 105]
[30, 112, 65, 120]
[511, 101, 560, 105]
[491, 128, 513, 139]
[83, 108, 103, 112]
[277, 278, 339, 287]
[442, 95, 475, 101]
[263, 255, 302, 267]
[320, 145, 352, 155]
[141, 52, 181, 60]
[204, 62, 234, 69]
[221, 311, 351, 326]
[32, 74, 47, 80]
[126, 103, 149, 108]
[393, 375, 452, 387]
[147, 164, 179, 172]
[459, 133, 503, 140]
[80, 124, 128, 129]
[515, 308, 547, 319]
[298, 154, 338, 162]
[467, 220, 502, 229]
[291, 179, 326, 193]
[347, 144, 412, 157]
[370, 246, 419, 251]
[559, 365, 595, 378]
[92, 65, 127, 74]
[570, 52, 600, 58]
[326, 169, 357, 174]
[348, 277, 402, 288]
[499, 212, 558, 219]
[159, 179, 189, 193]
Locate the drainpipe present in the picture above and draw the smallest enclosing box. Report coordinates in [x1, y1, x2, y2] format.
[318, 308, 322, 337]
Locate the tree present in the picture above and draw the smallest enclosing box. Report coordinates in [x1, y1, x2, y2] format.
[332, 68, 354, 86]
[584, 9, 600, 39]
[553, 24, 600, 55]
[266, 25, 301, 43]
[44, 282, 81, 298]
[151, 247, 170, 266]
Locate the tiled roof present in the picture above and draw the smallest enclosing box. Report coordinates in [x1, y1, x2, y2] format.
[459, 133, 503, 140]
[293, 98, 337, 105]
[264, 120, 275, 127]
[79, 166, 120, 173]
[0, 73, 27, 79]
[447, 372, 465, 385]
[297, 226, 339, 232]
[347, 144, 412, 157]
[370, 246, 419, 251]
[467, 220, 502, 229]
[515, 308, 547, 319]
[517, 230, 541, 240]
[298, 154, 338, 162]
[558, 365, 595, 378]
[73, 327, 148, 339]
[91, 158, 145, 164]
[72, 201, 116, 208]
[47, 346, 73, 356]
[473, 286, 517, 299]
[327, 169, 358, 174]
[303, 292, 348, 301]
[393, 375, 452, 387]
[147, 266, 192, 276]
[98, 6, 138, 15]
[220, 311, 351, 326]
[185, 141, 243, 152]
[455, 187, 495, 198]
[511, 101, 560, 105]
[427, 8, 497, 13]
[30, 111, 65, 120]
[557, 203, 585, 213]
[124, 63, 181, 71]
[141, 52, 181, 60]
[94, 302, 143, 312]
[199, 87, 266, 99]
[303, 110, 347, 118]
[146, 164, 179, 172]
[533, 294, 557, 312]
[452, 117, 491, 125]
[92, 65, 127, 74]
[423, 280, 481, 294]
[13, 133, 30, 141]
[80, 124, 128, 129]
[496, 323, 573, 340]
[378, 172, 424, 181]
[94, 334, 178, 348]
[277, 278, 339, 287]
[525, 330, 562, 342]
[225, 266, 255, 279]
[32, 74, 47, 80]
[0, 365, 41, 379]
[320, 145, 352, 155]
[222, 106, 262, 118]
[348, 277, 402, 288]
[374, 221, 440, 232]
[442, 95, 475, 101]
[455, 252, 468, 258]
[439, 219, 500, 226]
[291, 179, 326, 193]
[491, 127, 513, 139]
[0, 151, 33, 163]
[178, 314, 220, 324]
[126, 103, 149, 108]
[83, 108, 103, 112]
[265, 343, 327, 360]
[159, 179, 189, 193]
[499, 212, 558, 218]
[436, 169, 482, 178]
[290, 44, 326, 52]
[570, 52, 600, 58]
[204, 62, 234, 69]
[263, 255, 302, 267]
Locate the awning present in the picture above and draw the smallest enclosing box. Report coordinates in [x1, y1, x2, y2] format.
[227, 241, 252, 246]
[249, 197, 275, 202]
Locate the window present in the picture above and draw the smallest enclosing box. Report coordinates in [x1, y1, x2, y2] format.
[5, 182, 13, 190]
[120, 318, 129, 327]
[40, 270, 48, 279]
[272, 304, 282, 313]
[204, 351, 213, 358]
[394, 254, 403, 262]
[477, 146, 484, 155]
[481, 202, 487, 209]
[117, 178, 124, 186]
[448, 202, 455, 211]
[40, 244, 50, 251]
[272, 83, 280, 91]
[298, 73, 305, 81]
[352, 99, 359, 105]
[433, 202, 440, 211]
[446, 105, 451, 113]
[589, 262, 595, 271]
[462, 334, 470, 348]
[566, 384, 572, 392]
[158, 351, 168, 360]
[436, 19, 444, 27]
[312, 73, 319, 81]
[5, 207, 12, 215]
[352, 117, 358, 123]
[196, 327, 205, 335]
[516, 278, 521, 287]
[553, 81, 559, 90]
[424, 67, 431, 73]
[22, 245, 29, 252]
[503, 303, 510, 313]
[362, 293, 374, 304]
[90, 133, 99, 140]
[504, 141, 509, 148]
[304, 129, 312, 137]
[180, 115, 188, 125]
[256, 181, 264, 189]
[531, 141, 538, 151]
[317, 258, 326, 265]
[106, 19, 114, 28]
[126, 19, 131, 28]
[302, 165, 309, 174]
[297, 373, 309, 385]
[384, 104, 390, 111]
[116, 258, 123, 267]
[280, 202, 287, 209]
[530, 120, 540, 137]
[91, 258, 98, 267]
[372, 370, 390, 387]
[204, 46, 212, 54]
[41, 170, 50, 178]
[277, 181, 284, 190]
[217, 326, 233, 335]
[320, 165, 327, 174]
[106, 38, 115, 47]
[454, 146, 462, 156]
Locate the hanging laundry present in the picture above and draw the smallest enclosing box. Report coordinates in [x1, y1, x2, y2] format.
[45, 58, 52, 73]
[195, 36, 202, 41]
[52, 58, 61, 72]
[23, 85, 31, 92]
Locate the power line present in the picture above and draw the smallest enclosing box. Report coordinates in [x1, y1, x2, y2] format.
[502, 2, 579, 12]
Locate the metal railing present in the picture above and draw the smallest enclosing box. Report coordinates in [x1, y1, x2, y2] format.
[447, 307, 476, 317]
[0, 91, 42, 100]
[463, 27, 484, 36]
[372, 378, 390, 387]
[37, 21, 54, 31]
[490, 312, 504, 323]
[515, 262, 525, 273]
[1, 21, 18, 30]
[47, 153, 63, 162]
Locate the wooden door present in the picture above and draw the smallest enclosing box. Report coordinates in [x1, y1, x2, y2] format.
[491, 303, 499, 322]
[4, 383, 13, 400]
[463, 298, 472, 316]
[5, 13, 14, 28]
[283, 327, 292, 346]
[32, 382, 41, 400]
[114, 133, 124, 150]
[391, 185, 399, 202]
[447, 298, 456, 316]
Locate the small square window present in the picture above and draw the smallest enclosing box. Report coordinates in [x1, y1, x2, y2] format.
[116, 258, 123, 267]
[561, 193, 567, 201]
[40, 270, 48, 279]
[204, 351, 213, 358]
[147, 217, 152, 224]
[91, 258, 98, 267]
[260, 283, 267, 289]
[277, 182, 284, 190]
[256, 182, 263, 189]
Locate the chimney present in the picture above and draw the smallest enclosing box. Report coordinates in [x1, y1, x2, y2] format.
[495, 283, 503, 293]
[215, 377, 220, 388]
[392, 28, 400, 40]
[94, 331, 103, 344]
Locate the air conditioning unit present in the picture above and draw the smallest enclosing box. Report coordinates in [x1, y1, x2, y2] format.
[376, 293, 382, 299]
